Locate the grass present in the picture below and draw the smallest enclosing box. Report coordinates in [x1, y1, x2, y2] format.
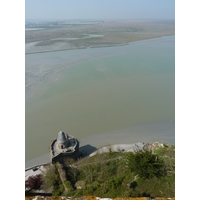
[41, 145, 175, 198]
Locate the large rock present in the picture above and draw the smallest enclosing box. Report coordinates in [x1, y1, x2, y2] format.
[143, 142, 164, 151]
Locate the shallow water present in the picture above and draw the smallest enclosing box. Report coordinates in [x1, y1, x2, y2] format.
[25, 36, 175, 162]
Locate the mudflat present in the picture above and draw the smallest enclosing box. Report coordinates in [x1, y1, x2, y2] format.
[26, 20, 175, 54]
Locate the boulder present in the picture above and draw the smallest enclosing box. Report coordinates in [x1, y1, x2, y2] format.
[75, 181, 85, 189]
[143, 142, 164, 151]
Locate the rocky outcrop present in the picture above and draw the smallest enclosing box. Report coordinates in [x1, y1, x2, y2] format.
[143, 142, 164, 151]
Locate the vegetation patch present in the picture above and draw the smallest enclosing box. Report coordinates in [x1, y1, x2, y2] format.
[40, 145, 175, 198]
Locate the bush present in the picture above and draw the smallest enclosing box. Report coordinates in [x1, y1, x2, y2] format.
[128, 150, 166, 179]
[52, 188, 62, 196]
[108, 175, 124, 190]
[41, 164, 64, 195]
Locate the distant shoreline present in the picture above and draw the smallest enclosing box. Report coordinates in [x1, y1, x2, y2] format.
[25, 43, 126, 55]
[25, 34, 175, 55]
[25, 20, 174, 54]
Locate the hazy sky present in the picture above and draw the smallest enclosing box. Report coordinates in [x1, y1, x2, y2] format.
[25, 0, 175, 20]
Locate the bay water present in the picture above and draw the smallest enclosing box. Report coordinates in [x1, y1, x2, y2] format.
[25, 36, 175, 163]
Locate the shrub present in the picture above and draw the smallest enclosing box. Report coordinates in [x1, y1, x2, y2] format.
[128, 150, 166, 179]
[41, 164, 64, 195]
[108, 175, 124, 189]
[52, 188, 62, 196]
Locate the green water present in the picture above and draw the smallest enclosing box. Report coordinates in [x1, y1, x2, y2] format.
[25, 36, 175, 161]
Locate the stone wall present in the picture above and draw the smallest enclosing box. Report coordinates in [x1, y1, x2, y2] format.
[51, 138, 79, 164]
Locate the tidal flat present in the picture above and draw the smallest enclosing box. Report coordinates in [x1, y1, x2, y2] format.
[25, 20, 175, 54]
[25, 33, 175, 164]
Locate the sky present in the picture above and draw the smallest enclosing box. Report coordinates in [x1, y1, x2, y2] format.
[25, 0, 175, 21]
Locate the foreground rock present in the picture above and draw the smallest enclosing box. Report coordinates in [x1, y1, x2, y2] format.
[89, 142, 164, 157]
[143, 142, 165, 151]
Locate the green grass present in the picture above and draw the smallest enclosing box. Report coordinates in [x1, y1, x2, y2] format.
[42, 145, 175, 198]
